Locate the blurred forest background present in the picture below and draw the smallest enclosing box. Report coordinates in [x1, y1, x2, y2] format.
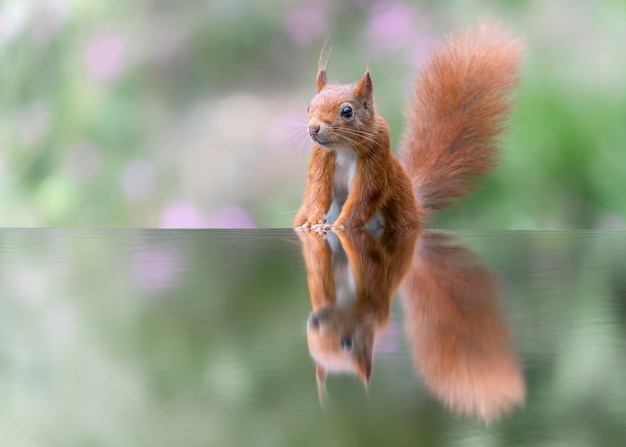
[1, 0, 625, 228]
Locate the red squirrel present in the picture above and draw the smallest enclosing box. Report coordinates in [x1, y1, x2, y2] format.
[293, 23, 523, 230]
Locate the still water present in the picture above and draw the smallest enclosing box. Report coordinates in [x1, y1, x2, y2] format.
[1, 229, 625, 446]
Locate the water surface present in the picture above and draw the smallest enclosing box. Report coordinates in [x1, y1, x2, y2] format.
[1, 229, 625, 446]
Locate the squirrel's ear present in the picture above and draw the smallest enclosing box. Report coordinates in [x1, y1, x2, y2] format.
[316, 70, 328, 92]
[355, 71, 373, 100]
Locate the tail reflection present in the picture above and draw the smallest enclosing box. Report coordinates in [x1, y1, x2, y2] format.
[400, 232, 525, 422]
[297, 229, 524, 421]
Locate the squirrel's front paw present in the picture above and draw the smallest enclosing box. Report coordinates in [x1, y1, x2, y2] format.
[311, 223, 329, 232]
[297, 213, 327, 231]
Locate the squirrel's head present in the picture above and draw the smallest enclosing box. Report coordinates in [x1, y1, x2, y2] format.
[306, 305, 376, 402]
[306, 70, 379, 149]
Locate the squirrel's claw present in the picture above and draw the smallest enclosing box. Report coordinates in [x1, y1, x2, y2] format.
[310, 223, 344, 232]
[311, 223, 328, 232]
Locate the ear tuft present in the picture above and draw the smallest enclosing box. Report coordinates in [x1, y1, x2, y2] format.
[355, 343, 373, 389]
[316, 364, 328, 407]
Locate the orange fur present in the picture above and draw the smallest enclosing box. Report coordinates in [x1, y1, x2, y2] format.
[298, 229, 418, 399]
[298, 228, 524, 420]
[401, 23, 524, 219]
[399, 232, 525, 422]
[294, 22, 523, 229]
[296, 21, 525, 417]
[293, 72, 417, 230]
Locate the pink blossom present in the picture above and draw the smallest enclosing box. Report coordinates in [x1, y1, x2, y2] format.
[206, 205, 256, 229]
[160, 202, 209, 229]
[284, 6, 327, 46]
[85, 33, 125, 82]
[160, 202, 256, 229]
[367, 2, 417, 53]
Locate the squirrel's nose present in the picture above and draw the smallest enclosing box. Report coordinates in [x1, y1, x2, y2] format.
[308, 124, 321, 137]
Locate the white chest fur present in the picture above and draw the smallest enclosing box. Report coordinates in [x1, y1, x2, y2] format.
[333, 147, 358, 195]
[327, 147, 358, 222]
[327, 232, 357, 308]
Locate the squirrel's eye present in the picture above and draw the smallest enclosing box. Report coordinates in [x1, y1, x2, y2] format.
[340, 336, 352, 352]
[340, 106, 353, 118]
[307, 106, 310, 113]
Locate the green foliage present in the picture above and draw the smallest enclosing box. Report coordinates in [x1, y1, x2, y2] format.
[1, 0, 624, 228]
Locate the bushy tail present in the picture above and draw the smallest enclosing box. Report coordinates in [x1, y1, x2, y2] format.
[399, 232, 525, 422]
[400, 22, 524, 221]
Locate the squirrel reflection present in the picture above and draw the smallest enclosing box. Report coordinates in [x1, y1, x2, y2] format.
[298, 229, 417, 393]
[297, 228, 525, 422]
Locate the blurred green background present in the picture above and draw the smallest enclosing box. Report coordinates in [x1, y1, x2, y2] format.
[2, 0, 625, 228]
